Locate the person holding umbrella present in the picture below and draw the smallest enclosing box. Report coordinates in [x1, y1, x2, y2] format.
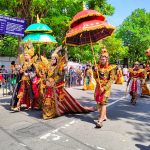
[93, 47, 116, 128]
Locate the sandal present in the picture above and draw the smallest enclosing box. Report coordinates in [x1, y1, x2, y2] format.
[95, 121, 103, 128]
[103, 118, 107, 121]
[11, 107, 20, 112]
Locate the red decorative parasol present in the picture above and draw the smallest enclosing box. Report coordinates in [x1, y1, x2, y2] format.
[70, 9, 105, 28]
[65, 2, 115, 46]
[66, 20, 114, 46]
[65, 2, 115, 82]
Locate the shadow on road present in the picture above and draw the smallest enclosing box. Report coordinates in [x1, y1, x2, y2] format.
[65, 111, 97, 125]
[0, 95, 97, 124]
[108, 96, 150, 144]
[135, 144, 150, 150]
[1, 87, 150, 144]
[0, 97, 11, 110]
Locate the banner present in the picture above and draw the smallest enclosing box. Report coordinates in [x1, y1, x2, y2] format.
[0, 15, 26, 36]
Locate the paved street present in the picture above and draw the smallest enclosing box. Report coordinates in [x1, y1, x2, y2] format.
[0, 83, 150, 150]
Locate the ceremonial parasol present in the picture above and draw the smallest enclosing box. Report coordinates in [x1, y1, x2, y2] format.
[65, 3, 115, 45]
[21, 15, 57, 56]
[22, 15, 57, 44]
[66, 20, 114, 46]
[25, 23, 52, 33]
[21, 33, 57, 44]
[65, 2, 115, 81]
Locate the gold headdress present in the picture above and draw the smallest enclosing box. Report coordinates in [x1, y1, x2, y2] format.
[100, 46, 109, 58]
[134, 61, 140, 65]
[50, 45, 68, 71]
[51, 45, 64, 61]
[51, 53, 60, 60]
[23, 40, 34, 57]
[51, 45, 67, 61]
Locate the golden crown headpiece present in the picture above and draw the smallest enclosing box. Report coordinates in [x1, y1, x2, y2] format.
[23, 40, 34, 57]
[51, 45, 64, 60]
[134, 61, 140, 65]
[100, 46, 109, 58]
[51, 53, 60, 60]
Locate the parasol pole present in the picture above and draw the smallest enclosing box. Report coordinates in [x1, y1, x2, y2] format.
[89, 32, 101, 86]
[38, 44, 40, 57]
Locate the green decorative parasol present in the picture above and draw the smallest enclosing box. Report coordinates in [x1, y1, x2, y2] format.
[21, 15, 57, 45]
[25, 23, 52, 33]
[22, 33, 57, 44]
[21, 15, 57, 59]
[25, 15, 52, 33]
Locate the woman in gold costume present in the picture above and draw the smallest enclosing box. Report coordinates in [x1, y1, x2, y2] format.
[11, 41, 41, 111]
[114, 66, 124, 84]
[42, 46, 94, 119]
[83, 63, 96, 90]
[140, 64, 150, 96]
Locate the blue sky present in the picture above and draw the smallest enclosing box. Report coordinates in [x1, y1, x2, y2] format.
[106, 0, 150, 27]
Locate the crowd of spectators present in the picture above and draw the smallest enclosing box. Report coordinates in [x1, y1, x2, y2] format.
[64, 65, 85, 87]
[1, 61, 149, 96]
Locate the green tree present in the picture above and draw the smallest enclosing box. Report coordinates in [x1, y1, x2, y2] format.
[0, 0, 115, 61]
[102, 34, 128, 64]
[67, 43, 103, 64]
[0, 35, 18, 56]
[116, 9, 150, 63]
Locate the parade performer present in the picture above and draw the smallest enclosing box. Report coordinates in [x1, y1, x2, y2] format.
[36, 55, 49, 99]
[115, 66, 124, 84]
[145, 64, 150, 80]
[11, 41, 41, 111]
[10, 61, 18, 93]
[42, 46, 94, 119]
[127, 61, 145, 105]
[122, 65, 129, 82]
[93, 47, 116, 128]
[83, 63, 96, 90]
[140, 64, 150, 96]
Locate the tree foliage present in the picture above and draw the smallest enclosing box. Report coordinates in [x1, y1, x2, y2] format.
[116, 9, 150, 63]
[0, 35, 18, 56]
[0, 0, 116, 63]
[102, 34, 128, 63]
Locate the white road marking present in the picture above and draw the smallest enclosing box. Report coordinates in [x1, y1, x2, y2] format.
[40, 133, 51, 140]
[63, 139, 69, 142]
[107, 96, 126, 107]
[51, 134, 61, 141]
[96, 146, 105, 150]
[40, 120, 77, 140]
[19, 143, 27, 147]
[85, 143, 105, 150]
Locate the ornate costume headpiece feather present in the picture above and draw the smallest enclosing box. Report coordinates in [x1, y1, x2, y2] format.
[100, 46, 109, 58]
[134, 61, 140, 65]
[23, 40, 34, 57]
[51, 45, 67, 61]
